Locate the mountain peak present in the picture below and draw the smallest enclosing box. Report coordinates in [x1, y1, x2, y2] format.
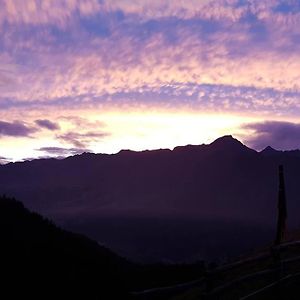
[209, 135, 255, 153]
[210, 135, 242, 146]
[262, 145, 276, 152]
[261, 146, 280, 155]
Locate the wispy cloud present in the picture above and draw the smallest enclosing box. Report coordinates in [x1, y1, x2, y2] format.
[58, 116, 105, 128]
[37, 146, 88, 156]
[57, 131, 109, 148]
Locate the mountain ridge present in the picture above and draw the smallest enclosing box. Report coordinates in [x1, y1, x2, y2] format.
[1, 135, 282, 166]
[0, 135, 299, 222]
[1, 135, 300, 262]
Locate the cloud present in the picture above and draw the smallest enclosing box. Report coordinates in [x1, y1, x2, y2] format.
[57, 131, 109, 148]
[37, 146, 89, 156]
[0, 0, 241, 28]
[0, 120, 36, 137]
[0, 155, 10, 164]
[35, 119, 60, 130]
[101, 0, 229, 20]
[2, 83, 297, 117]
[242, 121, 300, 150]
[58, 116, 105, 128]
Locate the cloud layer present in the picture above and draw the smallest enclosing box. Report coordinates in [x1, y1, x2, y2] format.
[1, 0, 300, 115]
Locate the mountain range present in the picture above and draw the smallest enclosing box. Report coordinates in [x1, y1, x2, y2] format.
[1, 135, 300, 262]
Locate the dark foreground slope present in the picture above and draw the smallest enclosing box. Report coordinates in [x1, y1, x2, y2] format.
[0, 195, 132, 300]
[0, 195, 206, 299]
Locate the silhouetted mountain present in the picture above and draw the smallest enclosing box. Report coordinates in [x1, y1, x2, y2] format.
[210, 135, 255, 154]
[1, 136, 300, 261]
[0, 195, 132, 300]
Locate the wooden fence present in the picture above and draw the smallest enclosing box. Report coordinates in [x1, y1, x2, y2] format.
[132, 240, 300, 300]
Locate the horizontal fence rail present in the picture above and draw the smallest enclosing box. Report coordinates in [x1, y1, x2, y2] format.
[240, 272, 300, 300]
[132, 240, 300, 300]
[131, 277, 205, 299]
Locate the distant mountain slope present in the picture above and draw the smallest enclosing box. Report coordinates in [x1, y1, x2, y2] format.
[1, 135, 300, 225]
[0, 195, 132, 300]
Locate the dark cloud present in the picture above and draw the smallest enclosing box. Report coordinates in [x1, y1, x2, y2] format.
[21, 155, 54, 162]
[37, 147, 89, 156]
[0, 155, 10, 164]
[0, 120, 36, 137]
[242, 121, 300, 151]
[35, 119, 60, 131]
[57, 131, 109, 148]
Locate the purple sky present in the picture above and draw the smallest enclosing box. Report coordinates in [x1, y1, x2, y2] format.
[1, 0, 300, 162]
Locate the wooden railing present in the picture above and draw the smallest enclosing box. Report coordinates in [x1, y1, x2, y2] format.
[201, 241, 300, 299]
[132, 240, 300, 300]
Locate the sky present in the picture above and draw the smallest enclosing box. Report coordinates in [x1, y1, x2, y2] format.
[1, 0, 300, 162]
